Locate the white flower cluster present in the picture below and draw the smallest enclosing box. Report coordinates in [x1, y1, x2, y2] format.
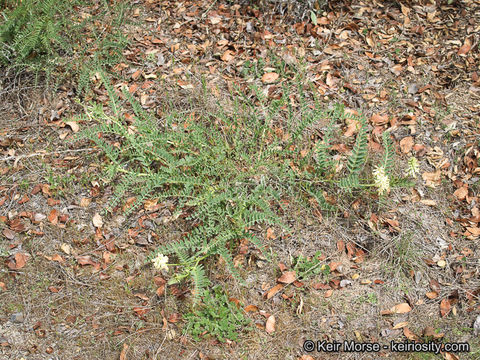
[152, 253, 169, 272]
[405, 157, 420, 178]
[373, 166, 390, 195]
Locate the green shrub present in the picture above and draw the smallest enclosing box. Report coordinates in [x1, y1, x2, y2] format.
[73, 72, 413, 303]
[0, 0, 129, 92]
[183, 285, 250, 342]
[0, 0, 73, 67]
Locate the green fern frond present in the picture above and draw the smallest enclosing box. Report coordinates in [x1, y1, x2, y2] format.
[191, 264, 210, 304]
[217, 246, 244, 285]
[338, 174, 361, 191]
[346, 116, 368, 174]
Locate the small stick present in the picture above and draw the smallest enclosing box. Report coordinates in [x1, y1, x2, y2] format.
[0, 147, 97, 167]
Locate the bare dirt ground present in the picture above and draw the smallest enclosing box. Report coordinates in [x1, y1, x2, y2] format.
[1, 0, 480, 359]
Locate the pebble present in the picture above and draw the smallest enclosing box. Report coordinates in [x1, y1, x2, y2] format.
[10, 312, 24, 323]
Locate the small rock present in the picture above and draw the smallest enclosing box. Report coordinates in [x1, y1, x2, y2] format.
[135, 237, 149, 246]
[381, 328, 401, 338]
[10, 312, 24, 323]
[408, 83, 419, 94]
[156, 53, 165, 66]
[415, 271, 422, 284]
[474, 315, 480, 336]
[340, 279, 352, 288]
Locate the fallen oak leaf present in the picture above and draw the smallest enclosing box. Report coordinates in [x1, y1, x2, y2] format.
[134, 293, 149, 301]
[261, 72, 279, 84]
[76, 255, 97, 266]
[51, 254, 65, 263]
[133, 307, 150, 317]
[371, 113, 389, 125]
[277, 271, 296, 284]
[392, 321, 408, 330]
[403, 327, 419, 341]
[264, 284, 284, 299]
[221, 50, 234, 62]
[422, 170, 441, 188]
[2, 228, 15, 240]
[400, 136, 414, 154]
[244, 304, 259, 312]
[381, 302, 412, 315]
[6, 252, 28, 270]
[457, 38, 472, 56]
[119, 343, 129, 360]
[266, 227, 276, 240]
[440, 298, 452, 317]
[265, 315, 275, 334]
[344, 118, 360, 137]
[48, 209, 58, 225]
[64, 121, 79, 133]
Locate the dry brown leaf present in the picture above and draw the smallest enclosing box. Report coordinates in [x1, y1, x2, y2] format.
[453, 187, 468, 201]
[76, 255, 96, 266]
[60, 243, 71, 255]
[393, 321, 408, 330]
[133, 307, 150, 317]
[51, 254, 65, 263]
[298, 356, 315, 360]
[391, 64, 402, 76]
[265, 315, 275, 334]
[92, 213, 103, 228]
[393, 303, 412, 313]
[13, 253, 27, 269]
[403, 327, 419, 341]
[422, 170, 441, 188]
[457, 38, 472, 56]
[381, 302, 412, 315]
[277, 271, 296, 284]
[244, 305, 259, 313]
[119, 343, 129, 360]
[344, 118, 360, 137]
[440, 298, 452, 317]
[425, 291, 438, 299]
[466, 227, 480, 236]
[400, 136, 414, 154]
[266, 227, 276, 240]
[265, 284, 284, 299]
[64, 121, 80, 133]
[2, 228, 15, 240]
[371, 113, 389, 125]
[48, 209, 58, 225]
[324, 289, 333, 298]
[221, 50, 234, 62]
[261, 72, 279, 84]
[156, 284, 165, 296]
[80, 198, 91, 207]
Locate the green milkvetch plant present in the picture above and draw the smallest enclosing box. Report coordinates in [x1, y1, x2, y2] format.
[183, 285, 251, 342]
[0, 0, 129, 92]
[73, 72, 412, 304]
